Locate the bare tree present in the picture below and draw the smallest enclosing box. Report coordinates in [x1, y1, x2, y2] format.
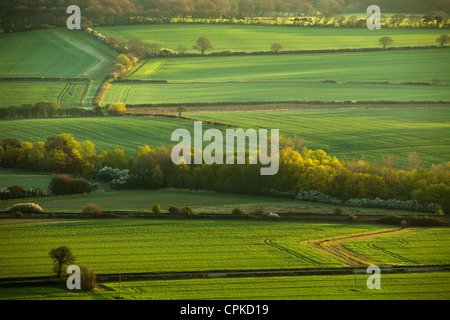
[436, 34, 450, 47]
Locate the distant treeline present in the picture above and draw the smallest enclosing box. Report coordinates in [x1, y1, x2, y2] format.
[0, 101, 103, 119]
[1, 0, 449, 32]
[1, 133, 449, 214]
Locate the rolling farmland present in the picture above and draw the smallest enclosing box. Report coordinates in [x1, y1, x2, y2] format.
[1, 219, 449, 278]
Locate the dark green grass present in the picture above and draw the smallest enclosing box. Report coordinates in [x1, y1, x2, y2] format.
[0, 168, 54, 190]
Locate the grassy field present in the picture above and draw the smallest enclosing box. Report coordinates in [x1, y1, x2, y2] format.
[104, 81, 450, 104]
[0, 80, 101, 108]
[0, 272, 448, 300]
[0, 168, 54, 190]
[130, 49, 450, 84]
[0, 188, 428, 216]
[0, 28, 117, 80]
[1, 107, 448, 167]
[189, 107, 450, 168]
[1, 218, 449, 279]
[96, 24, 446, 52]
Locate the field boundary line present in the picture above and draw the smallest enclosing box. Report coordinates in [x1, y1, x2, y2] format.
[1, 265, 449, 287]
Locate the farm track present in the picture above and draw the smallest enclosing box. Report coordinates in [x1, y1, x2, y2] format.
[0, 37, 13, 54]
[125, 58, 151, 79]
[56, 82, 72, 107]
[297, 228, 412, 267]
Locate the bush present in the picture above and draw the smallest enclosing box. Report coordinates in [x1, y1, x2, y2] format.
[267, 212, 280, 220]
[49, 175, 93, 196]
[252, 209, 266, 215]
[8, 203, 43, 213]
[152, 203, 161, 213]
[181, 206, 196, 216]
[79, 264, 97, 291]
[168, 206, 181, 214]
[434, 209, 444, 216]
[106, 102, 127, 116]
[348, 214, 357, 221]
[400, 220, 407, 228]
[13, 211, 23, 218]
[334, 207, 343, 215]
[232, 208, 244, 215]
[82, 204, 103, 217]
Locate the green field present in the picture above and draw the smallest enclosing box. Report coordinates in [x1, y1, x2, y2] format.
[1, 272, 449, 300]
[0, 28, 117, 80]
[189, 107, 450, 168]
[0, 188, 427, 216]
[0, 116, 212, 155]
[96, 24, 446, 52]
[104, 81, 450, 104]
[1, 107, 448, 167]
[0, 80, 101, 108]
[0, 168, 54, 190]
[1, 219, 449, 278]
[130, 49, 450, 84]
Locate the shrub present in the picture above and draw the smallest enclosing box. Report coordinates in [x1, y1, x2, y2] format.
[7, 185, 26, 198]
[82, 204, 103, 217]
[168, 206, 181, 214]
[268, 212, 280, 220]
[232, 208, 244, 215]
[348, 214, 357, 221]
[334, 207, 343, 215]
[8, 203, 43, 213]
[13, 211, 23, 218]
[152, 203, 161, 213]
[79, 264, 97, 291]
[400, 220, 407, 228]
[49, 212, 55, 218]
[434, 209, 444, 216]
[181, 206, 196, 216]
[49, 175, 93, 196]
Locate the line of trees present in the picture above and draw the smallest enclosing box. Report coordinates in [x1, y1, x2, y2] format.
[1, 134, 448, 214]
[1, 0, 449, 32]
[0, 101, 104, 119]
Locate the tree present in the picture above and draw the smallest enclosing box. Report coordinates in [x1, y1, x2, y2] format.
[436, 34, 450, 47]
[177, 44, 187, 55]
[193, 37, 213, 54]
[271, 43, 283, 53]
[378, 36, 394, 49]
[177, 106, 187, 118]
[406, 151, 421, 171]
[49, 246, 75, 279]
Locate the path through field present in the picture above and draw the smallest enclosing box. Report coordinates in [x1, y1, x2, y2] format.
[297, 228, 412, 267]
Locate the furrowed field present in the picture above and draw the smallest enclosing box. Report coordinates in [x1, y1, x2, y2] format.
[1, 219, 449, 278]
